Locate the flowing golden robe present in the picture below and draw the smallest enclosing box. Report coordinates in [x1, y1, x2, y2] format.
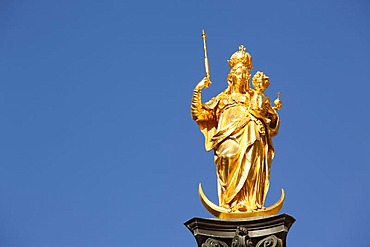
[191, 88, 280, 211]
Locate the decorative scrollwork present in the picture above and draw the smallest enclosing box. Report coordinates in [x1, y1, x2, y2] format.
[255, 235, 281, 247]
[202, 238, 228, 247]
[231, 226, 253, 247]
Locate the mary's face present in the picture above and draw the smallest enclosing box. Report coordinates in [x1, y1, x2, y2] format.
[232, 65, 249, 87]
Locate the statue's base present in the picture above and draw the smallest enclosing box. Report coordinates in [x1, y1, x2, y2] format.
[184, 214, 295, 247]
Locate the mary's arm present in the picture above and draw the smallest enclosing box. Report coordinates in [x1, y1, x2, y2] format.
[191, 77, 218, 151]
[191, 78, 215, 122]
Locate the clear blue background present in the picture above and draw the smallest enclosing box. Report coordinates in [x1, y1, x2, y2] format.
[0, 0, 369, 246]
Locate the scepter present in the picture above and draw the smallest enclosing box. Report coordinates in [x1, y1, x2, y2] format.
[201, 30, 211, 87]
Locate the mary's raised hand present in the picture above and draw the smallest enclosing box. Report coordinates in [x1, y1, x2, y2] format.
[196, 77, 212, 90]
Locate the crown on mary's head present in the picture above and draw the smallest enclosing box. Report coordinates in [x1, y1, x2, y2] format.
[228, 45, 253, 70]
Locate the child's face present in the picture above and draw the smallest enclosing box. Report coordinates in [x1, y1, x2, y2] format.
[253, 79, 268, 92]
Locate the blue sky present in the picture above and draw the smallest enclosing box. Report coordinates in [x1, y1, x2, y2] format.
[0, 0, 369, 246]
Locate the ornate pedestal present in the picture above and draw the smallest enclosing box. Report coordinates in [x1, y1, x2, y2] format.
[184, 214, 295, 247]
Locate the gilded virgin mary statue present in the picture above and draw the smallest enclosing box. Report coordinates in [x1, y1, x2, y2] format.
[191, 45, 284, 218]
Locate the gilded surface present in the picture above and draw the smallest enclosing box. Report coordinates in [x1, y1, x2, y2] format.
[191, 38, 283, 217]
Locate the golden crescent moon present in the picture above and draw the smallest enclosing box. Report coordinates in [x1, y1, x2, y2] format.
[198, 183, 285, 219]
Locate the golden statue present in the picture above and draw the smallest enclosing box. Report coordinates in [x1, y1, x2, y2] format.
[191, 32, 284, 219]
